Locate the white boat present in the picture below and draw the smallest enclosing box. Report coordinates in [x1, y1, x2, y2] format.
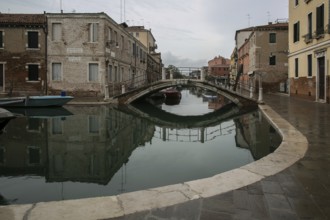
[0, 95, 74, 107]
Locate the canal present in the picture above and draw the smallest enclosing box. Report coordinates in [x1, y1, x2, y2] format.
[0, 88, 281, 205]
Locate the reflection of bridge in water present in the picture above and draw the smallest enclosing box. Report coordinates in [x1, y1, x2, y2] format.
[116, 102, 257, 143]
[153, 123, 236, 143]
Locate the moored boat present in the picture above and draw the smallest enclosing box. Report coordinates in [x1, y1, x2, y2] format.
[162, 87, 182, 99]
[0, 95, 74, 107]
[0, 108, 15, 132]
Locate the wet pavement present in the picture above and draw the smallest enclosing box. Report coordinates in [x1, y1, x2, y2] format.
[1, 93, 329, 220]
[111, 93, 330, 220]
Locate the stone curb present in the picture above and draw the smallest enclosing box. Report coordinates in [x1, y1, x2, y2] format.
[0, 104, 308, 220]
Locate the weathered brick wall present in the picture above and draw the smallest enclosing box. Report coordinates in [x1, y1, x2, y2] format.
[290, 76, 330, 103]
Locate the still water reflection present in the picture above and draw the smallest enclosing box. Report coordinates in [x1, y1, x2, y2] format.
[0, 89, 281, 205]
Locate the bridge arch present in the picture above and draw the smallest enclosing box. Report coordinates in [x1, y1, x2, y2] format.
[115, 79, 256, 108]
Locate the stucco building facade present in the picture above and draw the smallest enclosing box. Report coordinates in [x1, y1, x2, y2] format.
[289, 0, 330, 103]
[46, 13, 148, 98]
[234, 22, 288, 93]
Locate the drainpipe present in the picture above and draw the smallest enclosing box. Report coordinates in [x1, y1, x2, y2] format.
[44, 12, 48, 95]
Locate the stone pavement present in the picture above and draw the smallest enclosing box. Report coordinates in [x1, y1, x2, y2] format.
[0, 93, 329, 220]
[111, 94, 330, 220]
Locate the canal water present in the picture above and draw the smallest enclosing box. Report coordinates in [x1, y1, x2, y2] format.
[0, 88, 281, 205]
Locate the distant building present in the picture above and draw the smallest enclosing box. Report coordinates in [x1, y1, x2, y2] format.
[289, 0, 330, 103]
[208, 56, 230, 82]
[0, 14, 47, 96]
[234, 21, 288, 93]
[125, 26, 162, 83]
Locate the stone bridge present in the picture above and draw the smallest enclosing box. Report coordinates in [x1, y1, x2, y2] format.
[112, 79, 257, 108]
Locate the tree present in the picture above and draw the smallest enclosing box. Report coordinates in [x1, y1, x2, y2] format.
[165, 65, 183, 79]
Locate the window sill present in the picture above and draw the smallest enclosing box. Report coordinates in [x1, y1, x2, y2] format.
[26, 80, 40, 83]
[26, 48, 41, 51]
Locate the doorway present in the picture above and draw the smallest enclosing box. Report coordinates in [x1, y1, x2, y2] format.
[317, 57, 326, 102]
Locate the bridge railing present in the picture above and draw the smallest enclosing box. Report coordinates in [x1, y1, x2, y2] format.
[108, 70, 262, 103]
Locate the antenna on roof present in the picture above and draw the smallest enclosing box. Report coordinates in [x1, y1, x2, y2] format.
[60, 0, 63, 13]
[267, 11, 271, 23]
[247, 14, 251, 26]
[120, 0, 126, 23]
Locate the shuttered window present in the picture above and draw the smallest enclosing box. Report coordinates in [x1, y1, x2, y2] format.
[28, 64, 39, 81]
[52, 63, 62, 81]
[88, 63, 98, 82]
[316, 4, 324, 35]
[89, 23, 98, 42]
[295, 58, 299, 78]
[293, 22, 300, 43]
[52, 23, 62, 41]
[0, 31, 3, 48]
[28, 31, 38, 48]
[307, 54, 312, 77]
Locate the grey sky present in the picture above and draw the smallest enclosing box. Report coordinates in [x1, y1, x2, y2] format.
[0, 0, 288, 67]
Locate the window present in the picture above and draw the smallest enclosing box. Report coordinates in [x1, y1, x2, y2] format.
[307, 13, 313, 38]
[27, 146, 40, 165]
[269, 33, 276, 43]
[121, 67, 124, 82]
[108, 27, 112, 41]
[0, 31, 3, 48]
[121, 35, 124, 51]
[88, 63, 98, 81]
[28, 31, 39, 48]
[108, 65, 113, 82]
[114, 31, 118, 44]
[88, 116, 99, 134]
[295, 0, 299, 6]
[136, 32, 139, 38]
[28, 64, 39, 81]
[316, 4, 324, 36]
[89, 23, 98, 42]
[52, 118, 63, 134]
[293, 21, 300, 42]
[0, 147, 4, 164]
[295, 58, 299, 78]
[114, 66, 118, 82]
[52, 63, 62, 81]
[52, 23, 62, 41]
[307, 54, 312, 77]
[269, 55, 276, 65]
[0, 63, 4, 89]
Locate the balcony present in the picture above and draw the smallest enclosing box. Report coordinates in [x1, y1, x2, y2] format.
[303, 33, 313, 44]
[314, 28, 325, 40]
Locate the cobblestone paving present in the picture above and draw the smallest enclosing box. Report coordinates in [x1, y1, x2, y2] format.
[111, 94, 330, 220]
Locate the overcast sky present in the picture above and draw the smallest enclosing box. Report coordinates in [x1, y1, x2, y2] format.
[0, 0, 288, 67]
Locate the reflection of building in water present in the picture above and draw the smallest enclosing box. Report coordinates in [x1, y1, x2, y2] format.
[47, 106, 154, 185]
[234, 111, 282, 160]
[0, 106, 155, 185]
[0, 117, 47, 176]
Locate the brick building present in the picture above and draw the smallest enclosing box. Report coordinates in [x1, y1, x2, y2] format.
[0, 14, 47, 96]
[208, 56, 230, 83]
